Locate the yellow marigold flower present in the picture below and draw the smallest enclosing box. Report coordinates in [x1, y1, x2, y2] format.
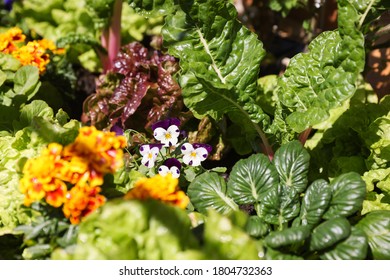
[0, 27, 25, 54]
[125, 174, 189, 209]
[37, 38, 65, 55]
[68, 126, 127, 174]
[62, 185, 105, 224]
[11, 41, 50, 74]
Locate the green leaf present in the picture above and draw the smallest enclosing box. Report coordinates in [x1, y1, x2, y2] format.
[299, 179, 332, 227]
[356, 210, 390, 260]
[245, 216, 270, 238]
[203, 209, 260, 259]
[273, 140, 310, 194]
[13, 65, 41, 102]
[227, 153, 278, 205]
[160, 0, 269, 154]
[309, 217, 351, 251]
[322, 172, 366, 219]
[320, 227, 368, 260]
[264, 225, 311, 249]
[187, 172, 238, 215]
[277, 0, 365, 133]
[127, 0, 176, 16]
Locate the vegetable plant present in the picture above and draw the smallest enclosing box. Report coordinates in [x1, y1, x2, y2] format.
[0, 0, 389, 260]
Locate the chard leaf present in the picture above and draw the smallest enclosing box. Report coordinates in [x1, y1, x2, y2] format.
[356, 210, 390, 260]
[299, 179, 332, 227]
[160, 0, 269, 155]
[264, 225, 311, 249]
[273, 140, 310, 194]
[320, 227, 368, 260]
[127, 0, 176, 16]
[227, 154, 278, 205]
[322, 172, 366, 219]
[276, 0, 365, 133]
[187, 172, 238, 215]
[309, 217, 351, 251]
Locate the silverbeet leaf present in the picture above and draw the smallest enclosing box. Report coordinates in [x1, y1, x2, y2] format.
[160, 0, 269, 154]
[276, 0, 365, 133]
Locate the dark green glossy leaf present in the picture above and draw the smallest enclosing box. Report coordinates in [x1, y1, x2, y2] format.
[300, 179, 332, 227]
[356, 210, 390, 259]
[320, 227, 368, 260]
[276, 0, 365, 133]
[309, 217, 351, 251]
[257, 187, 301, 225]
[265, 247, 303, 260]
[273, 140, 310, 194]
[227, 154, 278, 205]
[322, 172, 366, 219]
[264, 225, 311, 249]
[245, 216, 270, 238]
[187, 172, 238, 215]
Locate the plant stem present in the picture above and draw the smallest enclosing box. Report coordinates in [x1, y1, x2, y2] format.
[358, 0, 376, 29]
[107, 0, 123, 70]
[298, 127, 312, 145]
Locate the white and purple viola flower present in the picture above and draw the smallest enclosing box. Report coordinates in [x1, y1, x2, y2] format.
[181, 143, 212, 167]
[139, 144, 163, 168]
[152, 118, 181, 147]
[158, 158, 182, 178]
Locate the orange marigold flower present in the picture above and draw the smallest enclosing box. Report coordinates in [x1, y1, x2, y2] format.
[125, 174, 189, 209]
[12, 41, 50, 74]
[0, 27, 25, 54]
[67, 126, 127, 174]
[62, 185, 105, 224]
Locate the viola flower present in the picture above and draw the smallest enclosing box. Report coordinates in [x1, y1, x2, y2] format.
[139, 144, 162, 168]
[125, 174, 189, 209]
[181, 143, 212, 166]
[152, 118, 181, 147]
[158, 158, 181, 179]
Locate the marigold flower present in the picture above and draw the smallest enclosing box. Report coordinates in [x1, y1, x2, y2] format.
[125, 174, 189, 209]
[67, 126, 127, 174]
[62, 184, 105, 225]
[0, 27, 25, 54]
[11, 41, 51, 74]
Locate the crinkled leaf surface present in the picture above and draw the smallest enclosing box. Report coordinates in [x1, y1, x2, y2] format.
[276, 0, 365, 133]
[322, 172, 366, 219]
[356, 210, 390, 260]
[227, 153, 278, 205]
[187, 172, 238, 215]
[159, 0, 269, 154]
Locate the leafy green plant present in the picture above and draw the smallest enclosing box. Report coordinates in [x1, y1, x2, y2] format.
[186, 140, 386, 259]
